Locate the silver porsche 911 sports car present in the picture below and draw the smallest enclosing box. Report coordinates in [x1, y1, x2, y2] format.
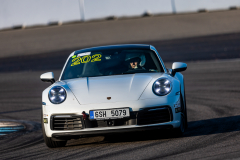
[40, 44, 187, 148]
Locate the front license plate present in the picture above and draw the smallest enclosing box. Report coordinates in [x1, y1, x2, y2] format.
[89, 108, 130, 120]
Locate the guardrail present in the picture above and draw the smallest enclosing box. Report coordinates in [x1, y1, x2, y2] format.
[0, 0, 239, 31]
[174, 0, 240, 13]
[0, 0, 82, 30]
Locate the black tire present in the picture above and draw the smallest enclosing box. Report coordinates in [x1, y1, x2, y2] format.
[183, 86, 188, 129]
[41, 111, 67, 148]
[171, 95, 187, 137]
[172, 113, 186, 137]
[181, 93, 188, 130]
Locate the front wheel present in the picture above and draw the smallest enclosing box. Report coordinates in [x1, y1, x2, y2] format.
[172, 113, 186, 137]
[41, 111, 67, 148]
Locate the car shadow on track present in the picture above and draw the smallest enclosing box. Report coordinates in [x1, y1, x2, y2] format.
[65, 115, 240, 147]
[185, 115, 240, 137]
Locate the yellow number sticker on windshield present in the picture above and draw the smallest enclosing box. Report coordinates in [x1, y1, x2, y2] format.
[81, 55, 91, 63]
[91, 54, 102, 62]
[71, 54, 102, 66]
[71, 57, 81, 66]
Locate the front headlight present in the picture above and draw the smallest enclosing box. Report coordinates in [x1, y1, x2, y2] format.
[152, 78, 172, 96]
[48, 86, 67, 104]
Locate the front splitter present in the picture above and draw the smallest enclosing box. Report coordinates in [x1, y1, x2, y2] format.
[52, 125, 173, 138]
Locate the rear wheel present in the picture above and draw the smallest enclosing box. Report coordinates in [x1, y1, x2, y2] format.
[41, 111, 67, 148]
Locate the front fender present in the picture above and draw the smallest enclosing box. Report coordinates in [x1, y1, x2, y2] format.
[174, 72, 186, 104]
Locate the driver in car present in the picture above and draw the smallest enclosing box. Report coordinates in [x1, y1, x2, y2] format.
[128, 57, 145, 70]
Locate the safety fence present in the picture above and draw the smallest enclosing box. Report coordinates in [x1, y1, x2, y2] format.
[0, 0, 239, 30]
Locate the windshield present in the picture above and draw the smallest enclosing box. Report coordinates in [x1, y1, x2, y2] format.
[61, 49, 164, 80]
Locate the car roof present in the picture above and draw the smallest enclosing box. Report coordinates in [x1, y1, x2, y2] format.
[74, 44, 150, 54]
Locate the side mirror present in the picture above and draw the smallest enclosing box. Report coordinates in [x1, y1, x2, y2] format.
[40, 72, 55, 84]
[171, 62, 187, 76]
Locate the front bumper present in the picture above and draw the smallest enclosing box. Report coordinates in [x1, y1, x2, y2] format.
[43, 96, 181, 137]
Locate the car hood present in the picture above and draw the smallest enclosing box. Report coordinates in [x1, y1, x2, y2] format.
[64, 73, 161, 104]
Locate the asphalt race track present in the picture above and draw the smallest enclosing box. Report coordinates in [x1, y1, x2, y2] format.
[1, 10, 240, 159]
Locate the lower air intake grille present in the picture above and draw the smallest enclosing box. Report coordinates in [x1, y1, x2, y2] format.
[137, 107, 172, 125]
[51, 116, 83, 130]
